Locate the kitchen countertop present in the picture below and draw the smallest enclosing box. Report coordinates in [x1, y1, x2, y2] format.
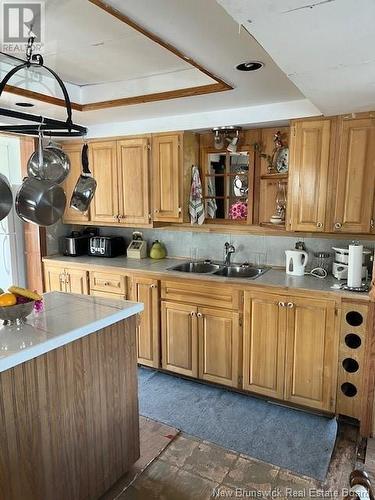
[0, 291, 143, 372]
[43, 255, 371, 301]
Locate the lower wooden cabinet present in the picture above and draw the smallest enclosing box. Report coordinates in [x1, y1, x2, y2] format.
[132, 276, 160, 368]
[161, 301, 198, 377]
[198, 307, 239, 387]
[161, 301, 239, 387]
[44, 265, 88, 295]
[243, 291, 338, 411]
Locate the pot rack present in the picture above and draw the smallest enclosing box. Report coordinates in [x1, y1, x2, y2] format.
[0, 37, 87, 137]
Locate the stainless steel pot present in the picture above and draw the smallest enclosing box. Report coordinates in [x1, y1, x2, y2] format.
[27, 134, 70, 184]
[16, 177, 66, 226]
[0, 173, 13, 221]
[70, 144, 97, 213]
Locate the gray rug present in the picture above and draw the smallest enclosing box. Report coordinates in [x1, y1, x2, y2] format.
[138, 367, 337, 481]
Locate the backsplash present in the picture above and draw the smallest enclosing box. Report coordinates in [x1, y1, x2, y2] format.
[47, 223, 375, 269]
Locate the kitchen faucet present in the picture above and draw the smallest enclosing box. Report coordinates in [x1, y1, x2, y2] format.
[224, 242, 235, 266]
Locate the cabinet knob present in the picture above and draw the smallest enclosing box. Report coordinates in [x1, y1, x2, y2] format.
[371, 219, 374, 230]
[334, 222, 342, 229]
[150, 284, 157, 289]
[316, 222, 323, 228]
[197, 312, 203, 318]
[190, 311, 196, 317]
[154, 209, 160, 214]
[278, 301, 286, 307]
[287, 302, 294, 309]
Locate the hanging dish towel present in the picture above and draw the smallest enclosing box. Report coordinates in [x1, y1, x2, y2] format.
[189, 165, 205, 225]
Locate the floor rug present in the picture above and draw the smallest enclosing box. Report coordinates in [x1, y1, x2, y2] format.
[138, 367, 338, 481]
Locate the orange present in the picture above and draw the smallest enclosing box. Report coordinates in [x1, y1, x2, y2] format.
[0, 292, 17, 307]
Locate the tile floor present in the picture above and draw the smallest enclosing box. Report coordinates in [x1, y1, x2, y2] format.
[105, 420, 359, 500]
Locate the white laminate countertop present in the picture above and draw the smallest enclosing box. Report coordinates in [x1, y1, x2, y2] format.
[0, 292, 143, 373]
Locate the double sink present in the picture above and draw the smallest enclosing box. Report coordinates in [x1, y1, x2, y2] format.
[168, 260, 269, 279]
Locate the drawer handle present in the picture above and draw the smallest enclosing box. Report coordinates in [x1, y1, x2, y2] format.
[104, 282, 110, 286]
[334, 222, 342, 229]
[316, 222, 323, 228]
[278, 301, 286, 307]
[287, 302, 294, 309]
[154, 209, 160, 213]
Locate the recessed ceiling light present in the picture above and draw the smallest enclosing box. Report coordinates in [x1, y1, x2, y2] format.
[15, 102, 34, 107]
[236, 61, 264, 72]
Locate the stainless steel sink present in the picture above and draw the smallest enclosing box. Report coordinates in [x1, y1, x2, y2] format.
[168, 260, 269, 279]
[213, 265, 269, 279]
[168, 261, 224, 274]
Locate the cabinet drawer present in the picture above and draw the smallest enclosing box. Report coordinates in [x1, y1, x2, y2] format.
[89, 271, 127, 295]
[161, 281, 239, 310]
[90, 289, 126, 300]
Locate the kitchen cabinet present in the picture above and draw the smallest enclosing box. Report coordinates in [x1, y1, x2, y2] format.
[330, 116, 375, 233]
[161, 301, 198, 377]
[152, 132, 198, 222]
[198, 306, 239, 387]
[243, 292, 286, 399]
[243, 291, 337, 411]
[132, 276, 160, 368]
[44, 265, 88, 295]
[288, 119, 331, 232]
[152, 133, 182, 222]
[89, 141, 119, 224]
[62, 143, 90, 223]
[117, 137, 151, 225]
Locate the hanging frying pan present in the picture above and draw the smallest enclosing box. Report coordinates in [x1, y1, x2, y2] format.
[70, 144, 97, 213]
[17, 138, 66, 226]
[27, 132, 70, 184]
[0, 174, 13, 221]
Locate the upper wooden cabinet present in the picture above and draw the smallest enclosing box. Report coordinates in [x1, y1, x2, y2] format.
[152, 132, 198, 223]
[330, 116, 375, 233]
[288, 119, 331, 232]
[90, 141, 119, 224]
[62, 143, 90, 224]
[117, 138, 150, 225]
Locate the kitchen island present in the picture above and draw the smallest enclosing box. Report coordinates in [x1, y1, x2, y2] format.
[0, 292, 143, 500]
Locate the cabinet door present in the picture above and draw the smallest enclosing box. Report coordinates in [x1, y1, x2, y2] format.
[90, 141, 119, 223]
[132, 277, 160, 368]
[62, 144, 90, 223]
[117, 138, 150, 225]
[198, 307, 239, 388]
[152, 133, 182, 222]
[332, 117, 375, 233]
[161, 301, 198, 377]
[288, 120, 331, 232]
[44, 266, 66, 292]
[243, 292, 287, 399]
[284, 296, 337, 411]
[66, 268, 88, 295]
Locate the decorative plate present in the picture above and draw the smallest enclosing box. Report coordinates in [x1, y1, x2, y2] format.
[274, 147, 289, 173]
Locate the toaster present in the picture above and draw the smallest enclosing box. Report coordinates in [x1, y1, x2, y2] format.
[88, 236, 126, 257]
[62, 231, 90, 257]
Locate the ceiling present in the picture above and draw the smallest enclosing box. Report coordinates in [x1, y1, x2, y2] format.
[0, 0, 306, 127]
[217, 0, 375, 115]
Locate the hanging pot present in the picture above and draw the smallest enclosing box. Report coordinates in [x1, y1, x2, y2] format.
[0, 174, 13, 221]
[27, 133, 70, 184]
[70, 144, 97, 213]
[16, 177, 66, 226]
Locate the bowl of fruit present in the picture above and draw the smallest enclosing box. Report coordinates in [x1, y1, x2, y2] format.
[0, 287, 43, 326]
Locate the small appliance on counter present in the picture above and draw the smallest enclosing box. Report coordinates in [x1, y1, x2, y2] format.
[332, 246, 371, 281]
[88, 236, 126, 258]
[285, 247, 308, 276]
[127, 232, 147, 259]
[62, 228, 99, 257]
